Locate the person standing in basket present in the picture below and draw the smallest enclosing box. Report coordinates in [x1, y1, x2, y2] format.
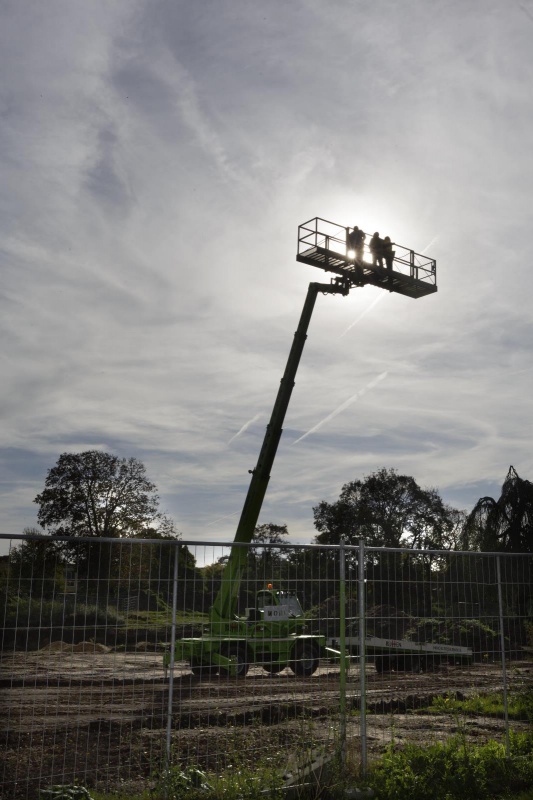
[369, 232, 384, 267]
[346, 226, 356, 257]
[383, 236, 395, 270]
[352, 226, 366, 263]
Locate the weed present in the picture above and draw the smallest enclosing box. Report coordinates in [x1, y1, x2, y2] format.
[366, 732, 533, 800]
[428, 690, 533, 721]
[155, 760, 284, 800]
[158, 766, 212, 798]
[39, 786, 94, 800]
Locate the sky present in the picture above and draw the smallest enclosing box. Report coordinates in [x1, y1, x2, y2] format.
[2, 0, 533, 553]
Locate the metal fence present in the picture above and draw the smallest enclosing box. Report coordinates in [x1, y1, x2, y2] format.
[1, 533, 531, 799]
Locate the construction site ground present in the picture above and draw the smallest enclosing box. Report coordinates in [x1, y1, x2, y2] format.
[1, 648, 531, 799]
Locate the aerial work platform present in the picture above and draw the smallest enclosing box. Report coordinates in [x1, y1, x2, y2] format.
[297, 217, 437, 299]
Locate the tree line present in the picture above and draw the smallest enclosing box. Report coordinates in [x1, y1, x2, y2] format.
[3, 452, 532, 618]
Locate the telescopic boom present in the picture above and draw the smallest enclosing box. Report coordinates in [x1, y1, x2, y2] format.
[209, 280, 349, 623]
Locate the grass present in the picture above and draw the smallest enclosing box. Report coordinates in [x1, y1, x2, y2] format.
[365, 731, 533, 800]
[120, 608, 208, 629]
[428, 690, 533, 722]
[47, 731, 533, 800]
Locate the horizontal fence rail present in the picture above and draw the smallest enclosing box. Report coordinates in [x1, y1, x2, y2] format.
[0, 534, 531, 798]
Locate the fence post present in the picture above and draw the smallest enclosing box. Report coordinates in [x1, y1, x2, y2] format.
[165, 543, 180, 772]
[496, 555, 510, 757]
[358, 540, 367, 776]
[338, 538, 347, 768]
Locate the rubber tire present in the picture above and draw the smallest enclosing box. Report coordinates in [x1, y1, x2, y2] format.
[263, 663, 287, 675]
[375, 655, 391, 674]
[410, 656, 423, 674]
[289, 641, 319, 677]
[190, 661, 218, 678]
[220, 645, 249, 678]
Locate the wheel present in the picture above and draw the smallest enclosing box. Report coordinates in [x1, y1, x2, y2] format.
[289, 641, 319, 677]
[375, 655, 391, 674]
[220, 644, 249, 678]
[410, 656, 423, 673]
[190, 660, 218, 678]
[394, 655, 406, 671]
[263, 663, 287, 675]
[425, 656, 438, 672]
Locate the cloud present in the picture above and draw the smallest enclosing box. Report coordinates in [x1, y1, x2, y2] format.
[228, 414, 261, 444]
[293, 372, 389, 444]
[340, 293, 386, 338]
[1, 0, 533, 552]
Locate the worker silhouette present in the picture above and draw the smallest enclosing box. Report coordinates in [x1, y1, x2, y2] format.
[347, 226, 366, 263]
[383, 236, 395, 270]
[352, 226, 366, 262]
[369, 232, 384, 267]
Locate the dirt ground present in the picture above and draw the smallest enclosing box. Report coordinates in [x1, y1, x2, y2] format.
[1, 649, 531, 799]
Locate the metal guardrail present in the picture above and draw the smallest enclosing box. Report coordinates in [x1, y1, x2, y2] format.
[297, 217, 437, 290]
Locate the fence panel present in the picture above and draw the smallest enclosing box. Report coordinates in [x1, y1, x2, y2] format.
[346, 547, 532, 770]
[0, 534, 531, 799]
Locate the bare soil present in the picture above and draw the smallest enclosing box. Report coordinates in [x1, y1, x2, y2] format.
[1, 650, 531, 799]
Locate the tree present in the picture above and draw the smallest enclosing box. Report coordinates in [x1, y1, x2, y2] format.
[253, 523, 289, 546]
[34, 451, 171, 539]
[34, 451, 181, 595]
[6, 528, 63, 599]
[247, 523, 290, 594]
[313, 469, 465, 616]
[465, 465, 533, 552]
[313, 467, 458, 550]
[251, 523, 289, 567]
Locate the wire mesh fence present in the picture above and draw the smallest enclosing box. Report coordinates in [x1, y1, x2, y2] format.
[0, 533, 531, 799]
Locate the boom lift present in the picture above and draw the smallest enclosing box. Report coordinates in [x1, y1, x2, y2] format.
[165, 218, 437, 678]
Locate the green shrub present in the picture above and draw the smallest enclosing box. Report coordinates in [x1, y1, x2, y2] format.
[39, 786, 94, 800]
[367, 733, 533, 800]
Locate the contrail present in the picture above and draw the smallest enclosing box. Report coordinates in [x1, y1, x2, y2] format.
[340, 233, 439, 338]
[228, 413, 261, 444]
[421, 234, 440, 254]
[293, 371, 388, 444]
[340, 293, 384, 337]
[207, 510, 240, 527]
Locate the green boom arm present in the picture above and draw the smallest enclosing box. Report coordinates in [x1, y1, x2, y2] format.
[210, 280, 349, 623]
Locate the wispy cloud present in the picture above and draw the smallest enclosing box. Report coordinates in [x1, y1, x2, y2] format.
[228, 413, 261, 444]
[421, 235, 440, 254]
[339, 232, 439, 338]
[293, 372, 389, 444]
[340, 294, 385, 337]
[2, 1, 532, 547]
[206, 510, 240, 527]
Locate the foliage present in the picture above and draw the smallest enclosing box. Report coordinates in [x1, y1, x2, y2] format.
[5, 530, 64, 598]
[157, 761, 284, 800]
[88, 735, 533, 799]
[366, 732, 533, 800]
[39, 786, 94, 800]
[525, 619, 533, 647]
[34, 450, 175, 539]
[201, 523, 291, 610]
[2, 595, 118, 628]
[313, 467, 463, 550]
[247, 523, 290, 594]
[404, 616, 499, 654]
[159, 766, 212, 797]
[465, 465, 533, 552]
[253, 523, 289, 546]
[429, 690, 533, 723]
[1, 595, 126, 648]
